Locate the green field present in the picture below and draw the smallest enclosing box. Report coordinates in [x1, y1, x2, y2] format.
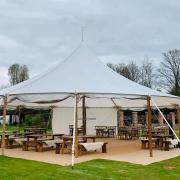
[0, 156, 179, 180]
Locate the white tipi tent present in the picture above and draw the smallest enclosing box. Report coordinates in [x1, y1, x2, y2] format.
[0, 43, 180, 107]
[0, 42, 180, 134]
[0, 42, 180, 161]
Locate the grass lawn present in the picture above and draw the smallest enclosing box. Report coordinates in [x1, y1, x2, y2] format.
[0, 156, 180, 180]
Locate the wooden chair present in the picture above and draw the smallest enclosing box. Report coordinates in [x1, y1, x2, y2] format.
[129, 129, 139, 140]
[118, 127, 129, 140]
[95, 126, 108, 137]
[69, 125, 83, 136]
[107, 126, 116, 137]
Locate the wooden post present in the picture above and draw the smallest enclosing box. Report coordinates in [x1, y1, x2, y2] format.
[158, 112, 164, 126]
[75, 95, 79, 158]
[119, 110, 124, 128]
[177, 106, 180, 139]
[1, 96, 7, 155]
[147, 96, 153, 157]
[169, 112, 176, 130]
[145, 112, 148, 126]
[82, 96, 86, 135]
[18, 106, 21, 133]
[132, 112, 138, 128]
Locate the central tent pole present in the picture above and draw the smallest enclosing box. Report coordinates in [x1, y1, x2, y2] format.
[72, 93, 78, 168]
[1, 96, 7, 155]
[82, 96, 86, 135]
[147, 96, 153, 157]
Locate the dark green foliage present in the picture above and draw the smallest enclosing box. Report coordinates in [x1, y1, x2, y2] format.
[23, 113, 49, 128]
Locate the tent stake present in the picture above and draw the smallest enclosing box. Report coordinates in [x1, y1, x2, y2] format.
[147, 96, 153, 157]
[1, 96, 7, 156]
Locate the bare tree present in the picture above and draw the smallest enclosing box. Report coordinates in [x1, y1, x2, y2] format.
[159, 49, 180, 96]
[19, 65, 29, 83]
[8, 64, 29, 85]
[107, 61, 140, 83]
[8, 64, 20, 85]
[140, 58, 155, 88]
[127, 61, 140, 83]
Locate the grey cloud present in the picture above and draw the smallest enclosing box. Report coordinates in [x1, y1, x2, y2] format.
[0, 0, 180, 86]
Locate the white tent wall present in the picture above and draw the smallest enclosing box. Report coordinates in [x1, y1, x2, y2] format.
[52, 108, 74, 134]
[86, 107, 117, 135]
[52, 107, 118, 135]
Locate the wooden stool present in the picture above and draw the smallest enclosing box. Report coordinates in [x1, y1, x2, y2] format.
[141, 139, 149, 149]
[55, 142, 63, 154]
[21, 140, 28, 151]
[102, 142, 108, 153]
[164, 141, 171, 151]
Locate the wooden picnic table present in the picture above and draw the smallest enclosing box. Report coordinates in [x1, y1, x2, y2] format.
[152, 134, 174, 150]
[26, 134, 45, 151]
[28, 134, 64, 152]
[55, 135, 98, 154]
[0, 133, 14, 147]
[24, 128, 47, 136]
[95, 126, 116, 137]
[52, 134, 64, 140]
[0, 132, 32, 148]
[118, 128, 139, 140]
[62, 135, 97, 142]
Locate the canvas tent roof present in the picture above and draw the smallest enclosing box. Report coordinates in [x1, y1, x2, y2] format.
[0, 43, 180, 108]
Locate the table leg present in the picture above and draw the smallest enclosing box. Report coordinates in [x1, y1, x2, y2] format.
[22, 141, 28, 151]
[160, 138, 163, 150]
[56, 143, 60, 154]
[27, 137, 29, 151]
[102, 143, 107, 153]
[8, 139, 13, 149]
[35, 138, 38, 151]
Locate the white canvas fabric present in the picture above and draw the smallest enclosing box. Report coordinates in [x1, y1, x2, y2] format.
[0, 42, 180, 108]
[79, 142, 105, 151]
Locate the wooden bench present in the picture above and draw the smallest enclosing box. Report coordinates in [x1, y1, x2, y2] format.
[78, 142, 108, 156]
[37, 139, 58, 152]
[21, 140, 29, 151]
[141, 139, 149, 149]
[102, 142, 108, 153]
[55, 141, 64, 154]
[21, 138, 51, 151]
[141, 138, 159, 149]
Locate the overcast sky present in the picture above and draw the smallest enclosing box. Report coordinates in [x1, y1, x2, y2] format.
[0, 0, 180, 86]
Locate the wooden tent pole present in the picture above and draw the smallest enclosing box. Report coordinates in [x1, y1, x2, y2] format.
[177, 106, 180, 139]
[18, 106, 21, 133]
[1, 96, 7, 155]
[147, 96, 153, 157]
[82, 96, 86, 135]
